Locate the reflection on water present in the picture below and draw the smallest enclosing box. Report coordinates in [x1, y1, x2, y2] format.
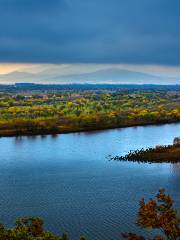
[0, 123, 179, 240]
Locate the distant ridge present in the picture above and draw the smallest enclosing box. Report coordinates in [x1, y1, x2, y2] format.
[0, 68, 179, 84]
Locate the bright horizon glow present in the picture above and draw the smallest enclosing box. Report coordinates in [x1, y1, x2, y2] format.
[1, 63, 180, 76]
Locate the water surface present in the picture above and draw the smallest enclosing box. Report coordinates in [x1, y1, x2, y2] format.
[0, 123, 180, 239]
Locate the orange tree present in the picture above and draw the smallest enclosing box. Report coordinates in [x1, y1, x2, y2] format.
[122, 189, 180, 240]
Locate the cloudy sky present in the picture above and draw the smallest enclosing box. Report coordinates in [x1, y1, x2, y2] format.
[0, 0, 180, 83]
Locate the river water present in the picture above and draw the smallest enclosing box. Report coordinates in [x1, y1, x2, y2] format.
[0, 123, 180, 239]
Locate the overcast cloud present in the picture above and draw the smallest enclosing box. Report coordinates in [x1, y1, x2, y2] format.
[0, 0, 180, 65]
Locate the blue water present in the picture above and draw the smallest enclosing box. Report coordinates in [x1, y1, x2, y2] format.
[0, 123, 180, 239]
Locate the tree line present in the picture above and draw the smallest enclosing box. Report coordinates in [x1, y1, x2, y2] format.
[0, 89, 179, 136]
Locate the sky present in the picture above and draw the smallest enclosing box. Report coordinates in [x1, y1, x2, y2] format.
[0, 0, 180, 83]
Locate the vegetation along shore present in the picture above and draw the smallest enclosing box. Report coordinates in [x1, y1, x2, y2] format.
[112, 137, 180, 163]
[0, 84, 179, 137]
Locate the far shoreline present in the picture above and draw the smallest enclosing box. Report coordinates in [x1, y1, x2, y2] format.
[0, 120, 179, 138]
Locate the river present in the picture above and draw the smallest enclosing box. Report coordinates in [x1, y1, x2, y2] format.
[0, 123, 180, 239]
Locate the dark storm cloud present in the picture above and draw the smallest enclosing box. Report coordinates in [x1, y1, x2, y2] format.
[0, 0, 180, 65]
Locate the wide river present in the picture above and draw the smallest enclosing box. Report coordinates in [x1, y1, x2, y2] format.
[0, 123, 180, 239]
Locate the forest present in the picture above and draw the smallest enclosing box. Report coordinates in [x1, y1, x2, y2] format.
[0, 85, 179, 136]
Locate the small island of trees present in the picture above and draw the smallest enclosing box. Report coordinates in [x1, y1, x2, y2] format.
[112, 137, 180, 163]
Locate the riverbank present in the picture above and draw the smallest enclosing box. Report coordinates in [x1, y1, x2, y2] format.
[112, 140, 180, 163]
[0, 119, 179, 138]
[0, 87, 179, 138]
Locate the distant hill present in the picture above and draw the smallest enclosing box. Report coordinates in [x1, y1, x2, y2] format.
[0, 68, 179, 84]
[0, 71, 35, 82]
[51, 68, 176, 83]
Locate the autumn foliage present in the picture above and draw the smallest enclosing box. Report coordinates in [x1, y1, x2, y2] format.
[123, 189, 180, 240]
[0, 89, 179, 137]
